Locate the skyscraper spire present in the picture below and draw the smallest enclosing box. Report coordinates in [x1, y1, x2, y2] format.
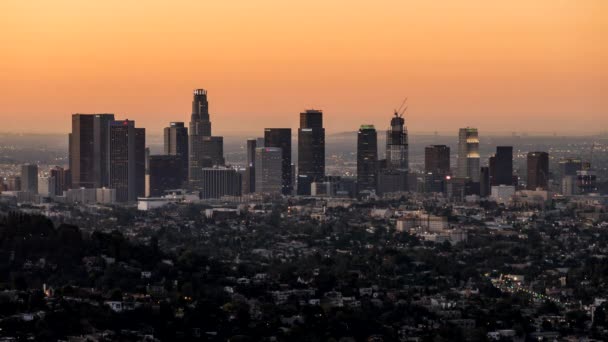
[190, 89, 211, 136]
[188, 89, 224, 189]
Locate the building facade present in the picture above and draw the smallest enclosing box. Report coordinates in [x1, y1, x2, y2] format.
[527, 151, 549, 190]
[255, 147, 283, 194]
[163, 122, 189, 183]
[148, 155, 183, 197]
[69, 113, 115, 189]
[457, 127, 480, 182]
[357, 125, 378, 194]
[264, 128, 292, 195]
[20, 164, 38, 194]
[189, 89, 224, 188]
[298, 109, 325, 195]
[200, 167, 242, 199]
[386, 113, 408, 171]
[108, 120, 146, 202]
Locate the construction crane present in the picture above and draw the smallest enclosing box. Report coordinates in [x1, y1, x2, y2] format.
[394, 97, 408, 117]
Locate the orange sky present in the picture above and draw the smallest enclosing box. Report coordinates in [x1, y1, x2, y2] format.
[0, 0, 606, 135]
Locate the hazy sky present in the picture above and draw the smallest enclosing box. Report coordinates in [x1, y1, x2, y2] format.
[0, 0, 606, 135]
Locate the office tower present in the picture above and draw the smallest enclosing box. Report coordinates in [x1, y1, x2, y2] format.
[488, 155, 496, 185]
[527, 151, 549, 190]
[108, 120, 146, 202]
[200, 167, 242, 199]
[386, 112, 408, 171]
[425, 145, 450, 175]
[264, 128, 292, 195]
[69, 113, 115, 189]
[93, 114, 115, 188]
[298, 109, 325, 195]
[189, 89, 225, 188]
[135, 128, 146, 198]
[21, 164, 38, 193]
[559, 158, 583, 178]
[38, 176, 56, 197]
[255, 147, 283, 194]
[148, 155, 183, 197]
[201, 136, 225, 166]
[190, 89, 211, 136]
[70, 114, 93, 188]
[164, 122, 189, 182]
[559, 158, 583, 195]
[423, 145, 450, 193]
[457, 127, 480, 182]
[491, 146, 513, 186]
[49, 166, 69, 195]
[243, 138, 257, 194]
[357, 125, 378, 193]
[480, 166, 491, 197]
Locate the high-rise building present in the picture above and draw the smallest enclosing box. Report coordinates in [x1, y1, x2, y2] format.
[424, 145, 450, 194]
[298, 109, 325, 195]
[243, 138, 258, 194]
[457, 128, 480, 182]
[559, 158, 583, 178]
[69, 113, 115, 189]
[164, 122, 189, 183]
[386, 113, 408, 171]
[50, 166, 69, 195]
[527, 151, 549, 190]
[255, 147, 283, 194]
[357, 125, 378, 193]
[189, 89, 224, 188]
[148, 155, 183, 197]
[190, 89, 211, 136]
[38, 176, 57, 197]
[491, 146, 513, 186]
[135, 128, 146, 199]
[108, 120, 146, 202]
[559, 158, 583, 195]
[425, 145, 450, 175]
[480, 166, 491, 197]
[200, 167, 242, 199]
[21, 164, 38, 193]
[264, 128, 292, 195]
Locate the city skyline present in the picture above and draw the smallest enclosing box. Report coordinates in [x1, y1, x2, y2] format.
[0, 1, 606, 134]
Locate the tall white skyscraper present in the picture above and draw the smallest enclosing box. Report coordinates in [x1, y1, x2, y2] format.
[457, 127, 480, 182]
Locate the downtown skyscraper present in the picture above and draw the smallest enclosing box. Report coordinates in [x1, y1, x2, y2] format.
[264, 128, 292, 195]
[69, 113, 115, 189]
[386, 112, 408, 171]
[457, 127, 480, 182]
[357, 125, 378, 194]
[489, 146, 513, 186]
[108, 120, 146, 202]
[189, 89, 224, 189]
[527, 151, 549, 190]
[164, 122, 189, 183]
[297, 109, 325, 195]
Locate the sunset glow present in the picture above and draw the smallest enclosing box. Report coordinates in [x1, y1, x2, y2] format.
[0, 0, 606, 134]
